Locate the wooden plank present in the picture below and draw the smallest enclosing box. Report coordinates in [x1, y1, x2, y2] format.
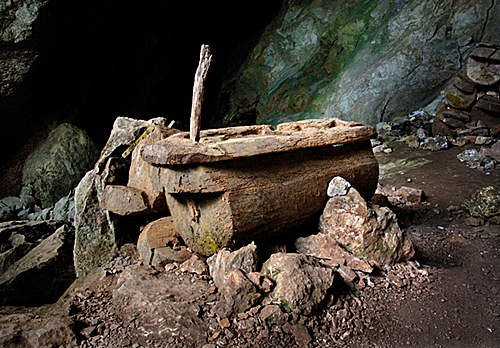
[467, 45, 500, 85]
[190, 44, 212, 142]
[142, 118, 376, 166]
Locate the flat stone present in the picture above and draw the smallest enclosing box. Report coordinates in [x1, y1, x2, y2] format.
[295, 233, 373, 273]
[151, 246, 193, 267]
[99, 185, 149, 216]
[179, 255, 208, 275]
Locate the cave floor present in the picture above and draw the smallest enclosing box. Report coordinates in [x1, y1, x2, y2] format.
[1, 141, 500, 348]
[342, 141, 500, 348]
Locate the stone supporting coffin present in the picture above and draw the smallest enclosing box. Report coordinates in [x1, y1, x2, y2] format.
[142, 118, 379, 256]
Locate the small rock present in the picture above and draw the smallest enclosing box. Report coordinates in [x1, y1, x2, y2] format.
[259, 304, 287, 325]
[261, 253, 333, 316]
[179, 255, 208, 275]
[290, 324, 312, 346]
[464, 217, 481, 227]
[207, 242, 259, 289]
[213, 268, 261, 318]
[219, 318, 231, 328]
[421, 135, 449, 151]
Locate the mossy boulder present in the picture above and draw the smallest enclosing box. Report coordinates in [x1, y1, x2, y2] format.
[463, 186, 500, 224]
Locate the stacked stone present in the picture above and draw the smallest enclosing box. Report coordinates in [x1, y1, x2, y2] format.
[433, 43, 500, 143]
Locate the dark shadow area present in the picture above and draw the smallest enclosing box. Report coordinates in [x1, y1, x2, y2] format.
[0, 0, 282, 196]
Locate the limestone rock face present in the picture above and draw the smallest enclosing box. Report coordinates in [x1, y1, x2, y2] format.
[261, 253, 334, 316]
[74, 117, 167, 277]
[0, 0, 49, 43]
[220, 0, 500, 127]
[319, 177, 414, 265]
[22, 123, 99, 208]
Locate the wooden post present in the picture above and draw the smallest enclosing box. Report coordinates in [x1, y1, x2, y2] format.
[190, 44, 212, 142]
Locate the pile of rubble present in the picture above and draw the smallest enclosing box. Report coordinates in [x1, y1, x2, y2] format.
[433, 43, 500, 144]
[374, 43, 500, 156]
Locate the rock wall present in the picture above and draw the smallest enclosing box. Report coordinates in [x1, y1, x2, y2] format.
[220, 0, 500, 127]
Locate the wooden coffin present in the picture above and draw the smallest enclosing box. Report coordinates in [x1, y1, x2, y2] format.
[142, 118, 379, 256]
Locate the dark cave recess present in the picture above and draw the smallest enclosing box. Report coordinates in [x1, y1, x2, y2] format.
[1, 0, 283, 153]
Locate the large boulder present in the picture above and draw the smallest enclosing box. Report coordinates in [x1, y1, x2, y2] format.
[319, 177, 414, 265]
[0, 224, 75, 306]
[0, 220, 64, 274]
[22, 123, 99, 208]
[220, 0, 500, 127]
[73, 117, 168, 277]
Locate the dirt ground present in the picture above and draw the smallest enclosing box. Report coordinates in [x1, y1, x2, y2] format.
[353, 141, 500, 348]
[1, 140, 500, 348]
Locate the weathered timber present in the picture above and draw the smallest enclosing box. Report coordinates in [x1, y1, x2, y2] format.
[143, 119, 374, 166]
[467, 43, 500, 85]
[476, 95, 500, 115]
[190, 44, 212, 142]
[143, 118, 379, 256]
[444, 74, 476, 109]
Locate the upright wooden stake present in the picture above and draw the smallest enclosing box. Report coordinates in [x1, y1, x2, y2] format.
[190, 44, 212, 142]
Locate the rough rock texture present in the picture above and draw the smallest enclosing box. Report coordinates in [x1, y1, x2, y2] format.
[207, 242, 259, 289]
[0, 224, 75, 306]
[74, 117, 168, 277]
[261, 253, 334, 316]
[220, 0, 500, 127]
[136, 216, 187, 265]
[213, 268, 261, 318]
[99, 185, 149, 216]
[319, 177, 414, 265]
[0, 0, 49, 43]
[112, 264, 209, 347]
[0, 312, 76, 347]
[22, 123, 99, 208]
[127, 124, 179, 213]
[295, 233, 374, 274]
[463, 186, 500, 223]
[0, 220, 64, 274]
